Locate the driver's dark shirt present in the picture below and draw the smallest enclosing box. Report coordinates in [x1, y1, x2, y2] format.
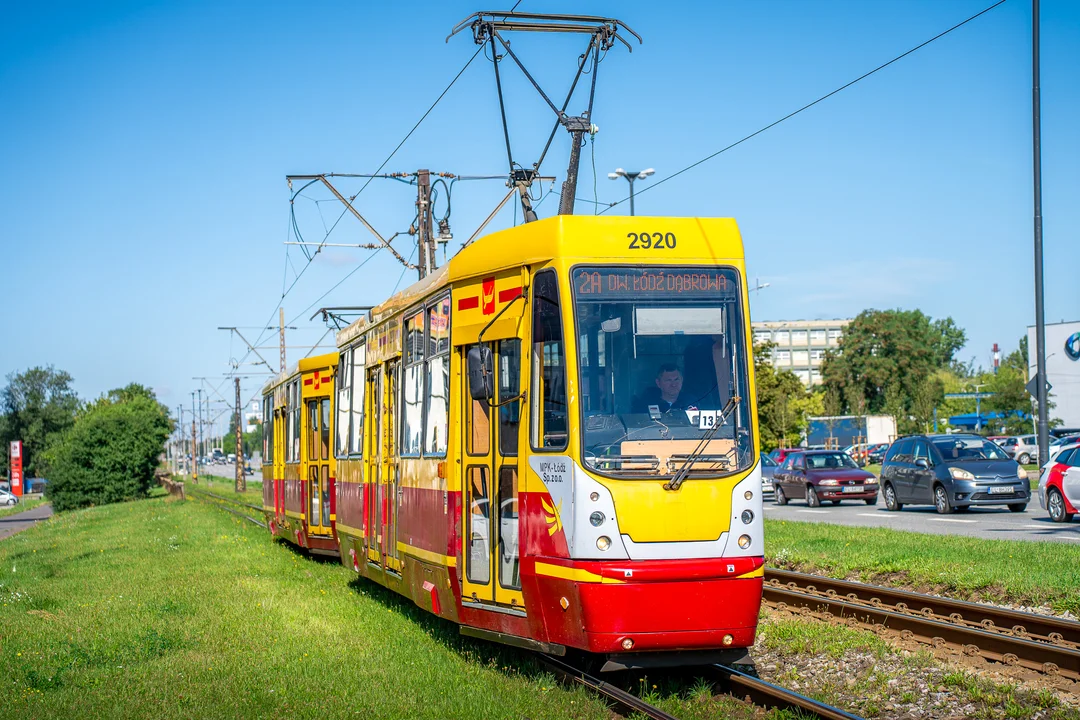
[631, 388, 691, 414]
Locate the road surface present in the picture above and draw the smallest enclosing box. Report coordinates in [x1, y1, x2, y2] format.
[0, 502, 54, 541]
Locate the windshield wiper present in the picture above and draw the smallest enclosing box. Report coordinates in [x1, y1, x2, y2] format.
[664, 395, 740, 491]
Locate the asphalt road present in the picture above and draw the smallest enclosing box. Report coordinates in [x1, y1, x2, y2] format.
[0, 502, 54, 541]
[763, 496, 1080, 544]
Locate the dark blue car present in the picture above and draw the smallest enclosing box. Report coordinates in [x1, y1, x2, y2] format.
[880, 434, 1029, 514]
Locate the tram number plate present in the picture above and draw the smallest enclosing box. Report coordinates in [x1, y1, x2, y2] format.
[628, 232, 677, 250]
[842, 486, 863, 493]
[988, 486, 1015, 494]
[692, 410, 718, 430]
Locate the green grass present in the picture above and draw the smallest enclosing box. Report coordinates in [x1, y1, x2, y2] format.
[0, 495, 609, 718]
[765, 519, 1080, 613]
[0, 497, 47, 520]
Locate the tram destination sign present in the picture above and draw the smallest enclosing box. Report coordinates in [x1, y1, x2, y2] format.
[573, 267, 739, 300]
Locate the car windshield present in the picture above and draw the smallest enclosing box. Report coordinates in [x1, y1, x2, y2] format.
[761, 452, 777, 467]
[573, 266, 753, 478]
[931, 437, 1010, 462]
[805, 452, 859, 470]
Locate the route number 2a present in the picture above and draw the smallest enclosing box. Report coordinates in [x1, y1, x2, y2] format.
[628, 232, 677, 250]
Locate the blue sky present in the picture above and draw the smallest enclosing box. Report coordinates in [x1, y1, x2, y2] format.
[1, 0, 1077, 428]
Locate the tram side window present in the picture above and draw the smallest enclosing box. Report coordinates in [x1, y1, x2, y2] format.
[336, 348, 351, 457]
[263, 395, 273, 460]
[499, 339, 521, 456]
[349, 342, 366, 455]
[401, 310, 425, 457]
[425, 296, 450, 456]
[530, 270, 568, 451]
[285, 383, 294, 463]
[289, 381, 301, 463]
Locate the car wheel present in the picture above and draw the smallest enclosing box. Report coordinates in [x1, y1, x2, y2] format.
[774, 486, 788, 506]
[865, 496, 878, 506]
[1008, 503, 1027, 513]
[883, 483, 902, 511]
[1047, 488, 1074, 523]
[807, 486, 820, 508]
[831, 500, 841, 505]
[1018, 453, 1031, 465]
[934, 484, 953, 515]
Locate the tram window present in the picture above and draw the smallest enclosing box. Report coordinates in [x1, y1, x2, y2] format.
[499, 339, 521, 456]
[401, 310, 425, 457]
[321, 398, 331, 461]
[531, 270, 568, 451]
[293, 382, 301, 462]
[466, 345, 491, 456]
[321, 464, 330, 526]
[336, 348, 351, 458]
[308, 401, 318, 461]
[285, 383, 294, 463]
[309, 466, 320, 527]
[263, 395, 273, 460]
[425, 297, 451, 456]
[349, 343, 366, 455]
[466, 467, 490, 584]
[497, 467, 520, 590]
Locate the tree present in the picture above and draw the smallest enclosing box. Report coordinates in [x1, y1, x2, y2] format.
[44, 386, 172, 512]
[0, 366, 80, 479]
[821, 309, 966, 416]
[753, 342, 812, 452]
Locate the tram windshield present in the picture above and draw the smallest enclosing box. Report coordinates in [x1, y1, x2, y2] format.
[572, 266, 754, 478]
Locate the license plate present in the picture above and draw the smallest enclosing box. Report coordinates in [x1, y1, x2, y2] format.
[842, 485, 864, 493]
[988, 486, 1015, 495]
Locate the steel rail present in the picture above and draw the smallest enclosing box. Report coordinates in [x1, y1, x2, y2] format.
[710, 664, 865, 720]
[536, 654, 680, 720]
[188, 489, 267, 529]
[763, 584, 1080, 681]
[766, 568, 1080, 647]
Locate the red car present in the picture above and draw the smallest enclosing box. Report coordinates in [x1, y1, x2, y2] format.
[768, 447, 804, 465]
[1038, 442, 1080, 523]
[773, 450, 879, 507]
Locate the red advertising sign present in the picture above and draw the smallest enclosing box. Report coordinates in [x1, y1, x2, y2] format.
[10, 440, 23, 497]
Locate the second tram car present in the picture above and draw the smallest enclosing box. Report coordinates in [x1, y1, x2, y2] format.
[262, 215, 763, 667]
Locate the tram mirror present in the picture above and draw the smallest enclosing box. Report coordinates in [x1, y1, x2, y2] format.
[467, 345, 494, 401]
[600, 317, 621, 333]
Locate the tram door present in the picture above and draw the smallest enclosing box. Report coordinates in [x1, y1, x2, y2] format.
[366, 362, 401, 572]
[274, 406, 285, 521]
[364, 367, 382, 565]
[304, 397, 333, 536]
[461, 340, 524, 609]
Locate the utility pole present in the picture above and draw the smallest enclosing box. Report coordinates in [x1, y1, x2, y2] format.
[190, 393, 197, 484]
[197, 389, 204, 477]
[415, 169, 436, 279]
[1032, 0, 1050, 467]
[235, 377, 245, 493]
[279, 308, 287, 375]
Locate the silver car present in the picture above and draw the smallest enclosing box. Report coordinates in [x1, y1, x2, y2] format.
[0, 489, 19, 506]
[760, 452, 777, 499]
[1001, 435, 1039, 465]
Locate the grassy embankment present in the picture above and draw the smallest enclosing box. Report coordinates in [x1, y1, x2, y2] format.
[0, 497, 48, 520]
[764, 519, 1080, 613]
[0, 491, 609, 719]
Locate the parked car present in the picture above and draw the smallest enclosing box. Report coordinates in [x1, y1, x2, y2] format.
[1039, 443, 1080, 523]
[1048, 435, 1080, 461]
[999, 435, 1039, 465]
[866, 443, 890, 464]
[0, 489, 19, 506]
[880, 434, 1029, 514]
[759, 452, 777, 499]
[768, 447, 804, 465]
[844, 443, 871, 467]
[773, 450, 878, 507]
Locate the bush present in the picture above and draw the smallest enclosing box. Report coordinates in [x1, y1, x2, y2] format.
[44, 395, 170, 512]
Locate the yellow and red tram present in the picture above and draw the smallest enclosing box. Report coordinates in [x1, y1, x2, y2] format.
[262, 215, 763, 667]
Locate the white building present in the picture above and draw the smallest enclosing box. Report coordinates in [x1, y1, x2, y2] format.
[244, 400, 261, 433]
[1027, 320, 1080, 429]
[751, 319, 851, 386]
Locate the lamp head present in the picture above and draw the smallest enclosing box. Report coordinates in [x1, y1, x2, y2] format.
[639, 168, 655, 178]
[607, 173, 620, 180]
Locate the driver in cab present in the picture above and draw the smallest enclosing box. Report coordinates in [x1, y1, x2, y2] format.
[632, 363, 691, 414]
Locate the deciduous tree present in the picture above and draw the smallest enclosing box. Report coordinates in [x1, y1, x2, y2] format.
[0, 366, 80, 478]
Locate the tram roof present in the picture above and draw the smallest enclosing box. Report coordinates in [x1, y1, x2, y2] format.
[334, 215, 743, 348]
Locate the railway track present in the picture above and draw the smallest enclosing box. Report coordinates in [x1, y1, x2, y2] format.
[764, 567, 1080, 683]
[187, 488, 267, 529]
[537, 654, 864, 720]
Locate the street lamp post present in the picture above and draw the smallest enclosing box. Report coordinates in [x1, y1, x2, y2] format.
[607, 168, 654, 216]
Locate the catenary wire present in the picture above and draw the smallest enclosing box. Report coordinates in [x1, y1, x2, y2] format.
[599, 0, 1009, 213]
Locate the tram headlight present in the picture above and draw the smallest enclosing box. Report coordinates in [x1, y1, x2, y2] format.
[744, 490, 753, 500]
[737, 534, 751, 549]
[589, 511, 605, 527]
[590, 491, 600, 501]
[741, 509, 754, 525]
[596, 536, 611, 551]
